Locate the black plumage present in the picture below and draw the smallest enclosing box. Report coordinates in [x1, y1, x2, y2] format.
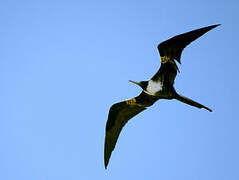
[104, 24, 220, 169]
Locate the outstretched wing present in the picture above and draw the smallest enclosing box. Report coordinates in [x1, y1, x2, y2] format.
[151, 24, 220, 83]
[157, 24, 220, 64]
[104, 92, 158, 169]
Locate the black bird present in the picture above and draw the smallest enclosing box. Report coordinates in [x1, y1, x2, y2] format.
[104, 24, 220, 169]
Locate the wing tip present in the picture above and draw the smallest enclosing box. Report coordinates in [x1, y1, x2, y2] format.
[214, 24, 221, 27]
[211, 23, 221, 27]
[204, 106, 213, 112]
[104, 135, 112, 169]
[104, 160, 108, 169]
[104, 149, 110, 169]
[208, 24, 221, 30]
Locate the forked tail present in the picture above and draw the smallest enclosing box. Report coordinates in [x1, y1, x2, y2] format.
[174, 94, 212, 112]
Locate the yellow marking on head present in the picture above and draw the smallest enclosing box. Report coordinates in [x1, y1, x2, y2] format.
[126, 98, 136, 105]
[161, 56, 170, 64]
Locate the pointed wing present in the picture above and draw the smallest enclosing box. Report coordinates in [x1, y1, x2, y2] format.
[157, 24, 220, 64]
[104, 92, 158, 169]
[151, 24, 220, 83]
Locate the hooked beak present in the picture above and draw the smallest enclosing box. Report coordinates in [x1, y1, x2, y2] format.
[128, 80, 141, 86]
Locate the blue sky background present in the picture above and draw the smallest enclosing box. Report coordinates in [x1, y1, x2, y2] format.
[1, 0, 239, 179]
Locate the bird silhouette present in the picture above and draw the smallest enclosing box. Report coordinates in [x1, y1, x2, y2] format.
[104, 24, 220, 169]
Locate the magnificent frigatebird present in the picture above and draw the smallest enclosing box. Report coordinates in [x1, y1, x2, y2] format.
[104, 24, 220, 169]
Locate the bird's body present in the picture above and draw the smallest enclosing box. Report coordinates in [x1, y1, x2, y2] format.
[145, 80, 163, 96]
[104, 24, 220, 169]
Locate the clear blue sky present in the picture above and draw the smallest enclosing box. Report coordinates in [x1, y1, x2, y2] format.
[1, 0, 238, 179]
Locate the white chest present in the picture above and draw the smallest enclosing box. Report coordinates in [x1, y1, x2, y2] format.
[145, 80, 162, 95]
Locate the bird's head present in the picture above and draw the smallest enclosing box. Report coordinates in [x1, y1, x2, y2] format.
[128, 80, 148, 91]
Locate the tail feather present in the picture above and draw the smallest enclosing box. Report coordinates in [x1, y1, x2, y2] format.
[175, 94, 212, 112]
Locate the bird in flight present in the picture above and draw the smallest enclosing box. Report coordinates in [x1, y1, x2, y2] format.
[104, 24, 220, 169]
